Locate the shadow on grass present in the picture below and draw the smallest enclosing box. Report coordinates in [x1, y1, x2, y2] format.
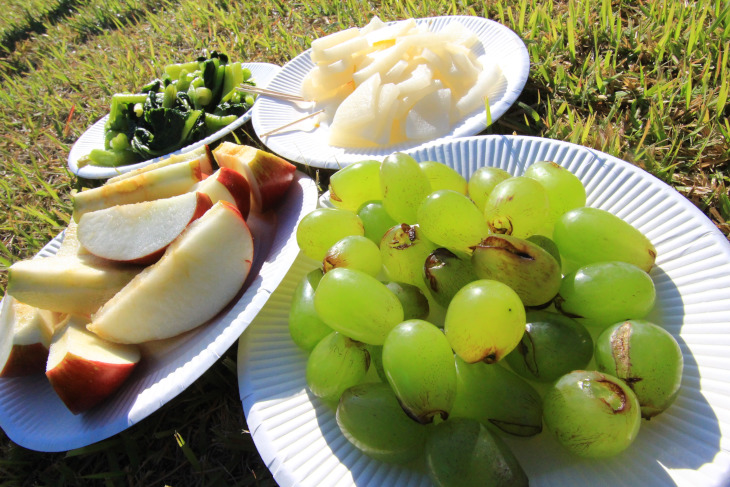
[1, 0, 82, 53]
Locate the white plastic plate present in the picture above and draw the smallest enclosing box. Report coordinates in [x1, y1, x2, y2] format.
[251, 16, 529, 169]
[0, 171, 318, 452]
[68, 62, 281, 180]
[238, 135, 730, 487]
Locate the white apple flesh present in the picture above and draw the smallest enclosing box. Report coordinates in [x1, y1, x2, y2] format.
[46, 315, 140, 415]
[0, 297, 55, 377]
[212, 142, 296, 212]
[87, 201, 254, 344]
[6, 255, 143, 315]
[106, 145, 213, 184]
[72, 156, 213, 222]
[77, 191, 213, 265]
[194, 167, 251, 220]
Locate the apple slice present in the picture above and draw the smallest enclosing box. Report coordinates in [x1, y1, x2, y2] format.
[77, 191, 213, 265]
[212, 143, 296, 212]
[193, 167, 251, 220]
[6, 255, 143, 316]
[106, 145, 213, 184]
[0, 297, 55, 377]
[56, 220, 90, 258]
[46, 315, 140, 414]
[72, 156, 213, 222]
[87, 201, 254, 344]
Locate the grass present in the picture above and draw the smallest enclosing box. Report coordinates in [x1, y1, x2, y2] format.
[0, 0, 728, 484]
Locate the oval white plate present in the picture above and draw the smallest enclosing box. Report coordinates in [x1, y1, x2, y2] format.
[0, 171, 318, 452]
[68, 62, 281, 180]
[238, 135, 730, 487]
[252, 16, 529, 169]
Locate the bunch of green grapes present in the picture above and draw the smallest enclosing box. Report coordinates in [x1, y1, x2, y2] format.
[290, 153, 681, 485]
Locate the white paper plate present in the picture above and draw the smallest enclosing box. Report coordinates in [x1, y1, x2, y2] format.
[238, 135, 730, 487]
[0, 171, 318, 452]
[251, 16, 529, 169]
[68, 62, 281, 180]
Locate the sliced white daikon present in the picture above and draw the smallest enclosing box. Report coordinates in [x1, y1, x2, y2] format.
[360, 15, 386, 35]
[315, 35, 369, 65]
[395, 64, 433, 98]
[406, 88, 453, 141]
[455, 61, 503, 117]
[359, 82, 401, 146]
[352, 43, 410, 85]
[311, 28, 361, 60]
[437, 22, 480, 49]
[330, 73, 382, 136]
[363, 18, 417, 46]
[382, 59, 412, 84]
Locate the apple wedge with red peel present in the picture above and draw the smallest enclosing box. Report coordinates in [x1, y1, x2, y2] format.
[6, 255, 143, 316]
[194, 167, 251, 220]
[78, 192, 213, 265]
[87, 200, 254, 344]
[72, 156, 213, 222]
[0, 297, 55, 377]
[212, 142, 296, 212]
[46, 315, 140, 414]
[107, 145, 213, 184]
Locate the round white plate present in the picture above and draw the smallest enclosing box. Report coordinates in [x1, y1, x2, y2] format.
[238, 135, 730, 487]
[0, 171, 318, 452]
[252, 16, 529, 169]
[68, 62, 281, 180]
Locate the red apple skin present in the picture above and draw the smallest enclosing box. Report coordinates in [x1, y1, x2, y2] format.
[215, 167, 251, 220]
[0, 343, 48, 377]
[46, 354, 137, 415]
[250, 155, 296, 212]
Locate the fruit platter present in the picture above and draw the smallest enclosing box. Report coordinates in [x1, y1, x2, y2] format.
[238, 135, 730, 487]
[0, 143, 318, 451]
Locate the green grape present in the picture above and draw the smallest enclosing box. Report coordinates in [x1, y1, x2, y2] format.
[357, 200, 397, 245]
[306, 331, 370, 404]
[543, 370, 641, 458]
[288, 268, 333, 352]
[451, 356, 543, 436]
[323, 235, 382, 277]
[417, 190, 490, 253]
[423, 248, 478, 308]
[336, 382, 427, 464]
[425, 418, 529, 487]
[467, 166, 511, 212]
[366, 344, 387, 382]
[296, 208, 364, 261]
[595, 320, 683, 419]
[471, 234, 562, 307]
[313, 267, 404, 345]
[384, 281, 430, 320]
[382, 319, 457, 423]
[553, 206, 657, 274]
[444, 280, 526, 364]
[380, 223, 438, 289]
[483, 176, 553, 238]
[380, 152, 432, 223]
[419, 161, 468, 195]
[328, 159, 382, 212]
[524, 161, 586, 221]
[556, 261, 656, 328]
[505, 310, 593, 383]
[526, 234, 561, 267]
